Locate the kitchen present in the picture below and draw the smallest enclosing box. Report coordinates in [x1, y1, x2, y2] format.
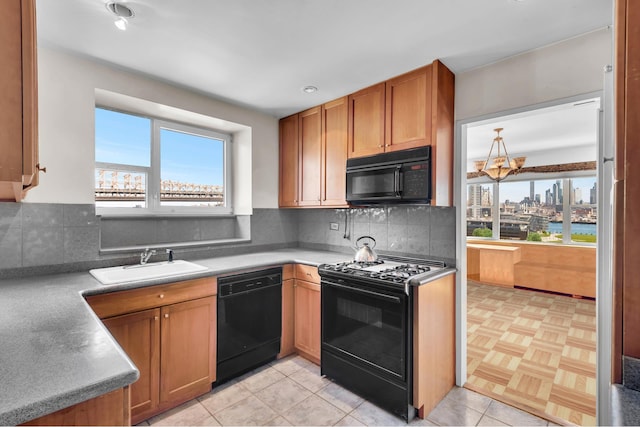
[1, 0, 635, 426]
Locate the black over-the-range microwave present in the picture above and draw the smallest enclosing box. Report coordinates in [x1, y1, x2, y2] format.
[346, 146, 431, 205]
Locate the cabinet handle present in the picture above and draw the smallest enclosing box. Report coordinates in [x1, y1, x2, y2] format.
[36, 163, 47, 173]
[159, 294, 164, 299]
[154, 316, 159, 321]
[164, 313, 169, 319]
[306, 272, 312, 277]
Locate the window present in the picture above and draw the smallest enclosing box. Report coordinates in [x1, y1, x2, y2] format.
[466, 176, 597, 244]
[95, 108, 232, 215]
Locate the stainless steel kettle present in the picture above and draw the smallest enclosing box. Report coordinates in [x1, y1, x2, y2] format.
[354, 236, 378, 262]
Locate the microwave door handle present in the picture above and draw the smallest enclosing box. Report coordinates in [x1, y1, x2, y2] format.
[394, 167, 402, 197]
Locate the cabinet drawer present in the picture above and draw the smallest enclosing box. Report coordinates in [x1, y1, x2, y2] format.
[87, 276, 217, 319]
[295, 264, 320, 284]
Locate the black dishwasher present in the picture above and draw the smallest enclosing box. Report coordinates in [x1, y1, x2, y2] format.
[216, 267, 282, 383]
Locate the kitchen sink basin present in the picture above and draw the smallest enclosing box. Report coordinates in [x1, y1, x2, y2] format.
[90, 260, 209, 285]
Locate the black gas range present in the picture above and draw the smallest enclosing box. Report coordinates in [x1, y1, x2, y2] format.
[318, 255, 446, 422]
[318, 256, 445, 293]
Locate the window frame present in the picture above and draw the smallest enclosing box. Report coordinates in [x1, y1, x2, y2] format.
[466, 172, 597, 246]
[95, 107, 233, 217]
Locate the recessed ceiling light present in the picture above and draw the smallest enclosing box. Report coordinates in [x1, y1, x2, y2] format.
[302, 86, 318, 94]
[106, 2, 134, 31]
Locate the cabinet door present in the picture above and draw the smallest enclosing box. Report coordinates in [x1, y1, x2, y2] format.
[0, 0, 38, 201]
[348, 83, 385, 158]
[278, 278, 296, 358]
[385, 66, 432, 152]
[321, 97, 348, 206]
[294, 280, 321, 363]
[20, 0, 38, 193]
[298, 107, 322, 206]
[160, 296, 216, 407]
[279, 114, 299, 207]
[103, 308, 161, 424]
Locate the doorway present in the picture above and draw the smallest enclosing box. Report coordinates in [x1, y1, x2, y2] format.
[455, 94, 610, 426]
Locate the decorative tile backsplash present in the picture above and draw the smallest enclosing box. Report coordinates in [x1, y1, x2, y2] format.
[297, 205, 455, 263]
[0, 202, 455, 278]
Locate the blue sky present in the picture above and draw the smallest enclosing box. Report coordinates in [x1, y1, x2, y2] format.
[95, 108, 223, 185]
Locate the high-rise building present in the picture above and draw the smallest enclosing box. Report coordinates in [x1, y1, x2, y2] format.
[545, 189, 552, 206]
[530, 181, 535, 202]
[574, 188, 583, 204]
[590, 182, 598, 204]
[468, 184, 482, 219]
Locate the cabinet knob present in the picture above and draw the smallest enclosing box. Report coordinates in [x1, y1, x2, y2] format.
[164, 313, 169, 319]
[159, 294, 164, 299]
[36, 163, 47, 173]
[154, 316, 159, 321]
[378, 144, 384, 148]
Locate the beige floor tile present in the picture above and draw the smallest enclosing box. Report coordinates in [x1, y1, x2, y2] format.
[408, 416, 438, 426]
[484, 400, 547, 426]
[254, 377, 313, 414]
[271, 355, 315, 376]
[213, 395, 278, 426]
[282, 395, 346, 426]
[443, 386, 493, 413]
[263, 415, 293, 426]
[237, 366, 286, 393]
[477, 414, 510, 426]
[423, 396, 484, 426]
[349, 401, 406, 426]
[148, 400, 220, 426]
[199, 381, 253, 415]
[334, 415, 366, 426]
[316, 382, 365, 413]
[289, 365, 331, 392]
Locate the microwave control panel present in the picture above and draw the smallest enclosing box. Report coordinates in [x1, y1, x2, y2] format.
[402, 164, 430, 199]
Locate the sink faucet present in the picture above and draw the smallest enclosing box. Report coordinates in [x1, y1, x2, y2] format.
[140, 248, 156, 265]
[166, 248, 174, 263]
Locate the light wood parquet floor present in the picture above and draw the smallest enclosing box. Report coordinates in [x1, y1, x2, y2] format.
[466, 281, 596, 426]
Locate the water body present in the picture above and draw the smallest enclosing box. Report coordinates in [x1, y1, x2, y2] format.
[548, 222, 597, 235]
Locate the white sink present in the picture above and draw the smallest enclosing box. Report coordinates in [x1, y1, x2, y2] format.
[90, 260, 209, 285]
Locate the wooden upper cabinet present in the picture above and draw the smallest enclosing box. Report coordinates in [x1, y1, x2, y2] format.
[0, 0, 39, 201]
[321, 97, 348, 206]
[385, 65, 433, 152]
[279, 114, 299, 207]
[348, 83, 386, 158]
[298, 107, 322, 206]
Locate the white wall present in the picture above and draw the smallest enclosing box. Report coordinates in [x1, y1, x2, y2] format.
[455, 28, 612, 121]
[29, 47, 280, 210]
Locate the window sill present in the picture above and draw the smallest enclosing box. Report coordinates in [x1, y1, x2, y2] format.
[99, 238, 251, 255]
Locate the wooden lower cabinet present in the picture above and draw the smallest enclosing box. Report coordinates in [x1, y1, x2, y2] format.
[103, 309, 160, 421]
[294, 279, 321, 364]
[91, 288, 217, 425]
[160, 297, 216, 407]
[21, 387, 131, 426]
[278, 277, 296, 358]
[412, 274, 455, 418]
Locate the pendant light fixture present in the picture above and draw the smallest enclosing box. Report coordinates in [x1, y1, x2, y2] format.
[106, 2, 134, 31]
[474, 128, 526, 183]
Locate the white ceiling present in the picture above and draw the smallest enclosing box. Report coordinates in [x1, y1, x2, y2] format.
[466, 98, 601, 172]
[36, 0, 612, 118]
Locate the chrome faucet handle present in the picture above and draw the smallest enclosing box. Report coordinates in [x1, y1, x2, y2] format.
[140, 248, 156, 264]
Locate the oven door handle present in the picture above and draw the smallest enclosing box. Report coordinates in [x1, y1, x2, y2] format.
[322, 280, 402, 303]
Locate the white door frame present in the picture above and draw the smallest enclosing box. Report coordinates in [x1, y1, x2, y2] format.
[453, 90, 612, 424]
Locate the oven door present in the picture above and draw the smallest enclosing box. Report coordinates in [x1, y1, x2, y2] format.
[321, 277, 408, 381]
[346, 165, 401, 203]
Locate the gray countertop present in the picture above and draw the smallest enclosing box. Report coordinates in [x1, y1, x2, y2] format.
[0, 248, 455, 425]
